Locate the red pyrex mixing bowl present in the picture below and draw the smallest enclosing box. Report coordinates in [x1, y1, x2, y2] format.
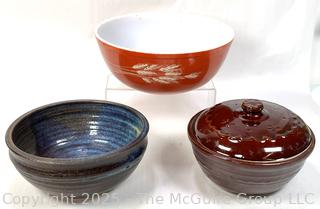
[96, 13, 234, 93]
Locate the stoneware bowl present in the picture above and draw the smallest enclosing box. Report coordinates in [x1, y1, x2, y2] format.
[96, 12, 234, 93]
[188, 99, 315, 195]
[6, 100, 149, 200]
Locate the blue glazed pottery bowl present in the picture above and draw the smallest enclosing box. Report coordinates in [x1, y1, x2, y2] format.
[6, 100, 149, 200]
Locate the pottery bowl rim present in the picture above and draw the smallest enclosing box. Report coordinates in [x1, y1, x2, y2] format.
[188, 110, 316, 166]
[6, 99, 149, 167]
[95, 12, 235, 55]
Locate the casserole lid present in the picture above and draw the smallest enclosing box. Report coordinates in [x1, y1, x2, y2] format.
[193, 99, 313, 161]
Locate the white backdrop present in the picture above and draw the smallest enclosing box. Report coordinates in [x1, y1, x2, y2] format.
[0, 1, 320, 209]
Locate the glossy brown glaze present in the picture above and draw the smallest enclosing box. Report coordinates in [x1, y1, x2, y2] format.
[188, 99, 316, 195]
[194, 99, 311, 161]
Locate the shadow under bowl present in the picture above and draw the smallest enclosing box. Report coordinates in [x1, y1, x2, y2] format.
[188, 111, 315, 195]
[6, 100, 149, 199]
[96, 12, 234, 94]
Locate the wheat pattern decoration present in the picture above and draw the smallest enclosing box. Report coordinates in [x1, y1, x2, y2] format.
[122, 63, 201, 84]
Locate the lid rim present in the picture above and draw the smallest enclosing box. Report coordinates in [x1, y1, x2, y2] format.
[188, 109, 315, 165]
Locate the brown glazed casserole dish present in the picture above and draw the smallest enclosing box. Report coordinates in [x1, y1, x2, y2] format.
[188, 99, 315, 195]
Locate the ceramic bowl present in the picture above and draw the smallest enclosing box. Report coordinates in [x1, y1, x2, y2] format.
[6, 100, 149, 199]
[188, 99, 315, 195]
[96, 12, 234, 93]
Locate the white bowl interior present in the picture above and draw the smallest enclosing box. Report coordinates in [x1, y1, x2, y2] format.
[96, 13, 234, 54]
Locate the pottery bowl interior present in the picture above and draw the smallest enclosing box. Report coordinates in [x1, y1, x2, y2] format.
[96, 13, 234, 54]
[7, 100, 148, 163]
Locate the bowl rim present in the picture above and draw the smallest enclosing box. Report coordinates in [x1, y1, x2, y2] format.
[188, 110, 316, 166]
[95, 12, 235, 55]
[5, 99, 149, 167]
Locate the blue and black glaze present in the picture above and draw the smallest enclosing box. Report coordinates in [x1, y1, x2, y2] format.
[6, 100, 149, 199]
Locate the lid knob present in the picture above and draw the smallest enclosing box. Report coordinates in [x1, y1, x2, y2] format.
[241, 99, 264, 114]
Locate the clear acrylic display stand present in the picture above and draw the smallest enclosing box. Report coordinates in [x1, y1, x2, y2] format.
[105, 75, 216, 123]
